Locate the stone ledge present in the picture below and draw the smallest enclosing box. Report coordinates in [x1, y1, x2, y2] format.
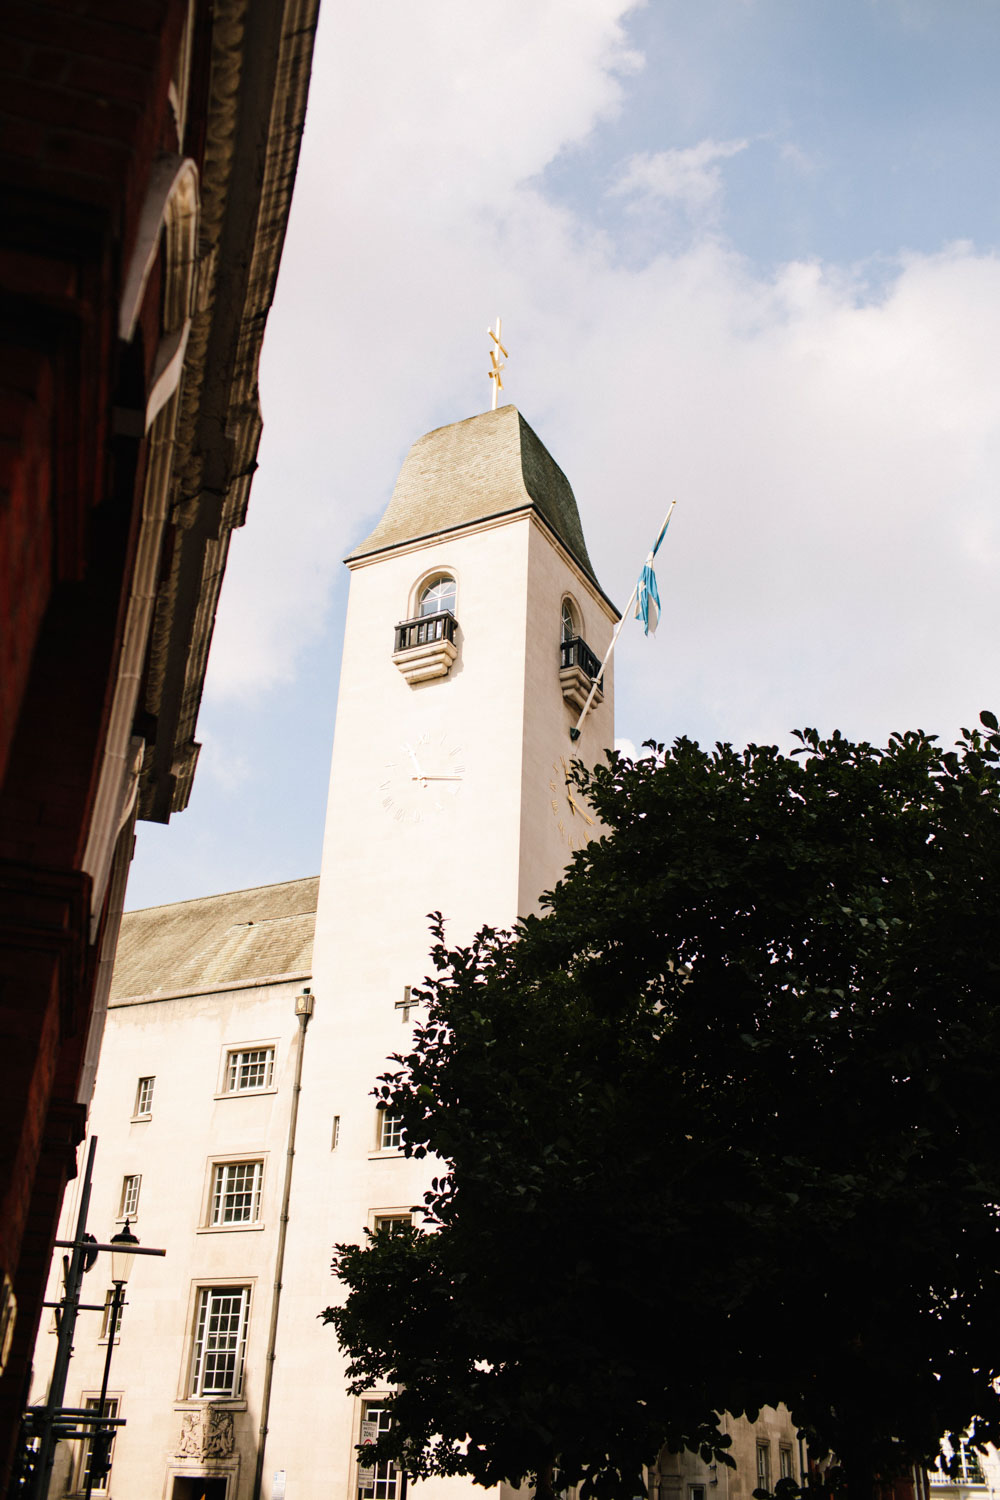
[392, 638, 458, 685]
[560, 664, 602, 713]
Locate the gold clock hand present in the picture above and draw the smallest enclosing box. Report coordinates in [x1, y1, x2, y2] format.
[566, 794, 594, 825]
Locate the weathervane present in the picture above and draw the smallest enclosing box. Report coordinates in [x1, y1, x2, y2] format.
[487, 316, 508, 409]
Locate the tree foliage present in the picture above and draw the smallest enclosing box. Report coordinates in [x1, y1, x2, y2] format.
[323, 716, 1000, 1500]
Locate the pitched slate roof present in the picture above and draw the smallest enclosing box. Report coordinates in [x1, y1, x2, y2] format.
[111, 876, 318, 1001]
[348, 405, 598, 586]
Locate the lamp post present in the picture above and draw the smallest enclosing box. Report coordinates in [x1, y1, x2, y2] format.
[82, 1222, 139, 1500]
[23, 1139, 165, 1500]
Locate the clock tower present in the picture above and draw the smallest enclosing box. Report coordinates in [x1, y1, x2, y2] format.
[242, 404, 616, 1500]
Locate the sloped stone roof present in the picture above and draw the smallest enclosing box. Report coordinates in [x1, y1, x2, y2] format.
[111, 876, 318, 1000]
[348, 405, 598, 585]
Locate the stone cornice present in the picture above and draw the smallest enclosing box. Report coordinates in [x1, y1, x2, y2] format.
[138, 0, 320, 822]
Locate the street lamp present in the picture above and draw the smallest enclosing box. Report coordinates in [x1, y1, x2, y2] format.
[109, 1220, 138, 1287]
[21, 1139, 166, 1500]
[83, 1221, 140, 1500]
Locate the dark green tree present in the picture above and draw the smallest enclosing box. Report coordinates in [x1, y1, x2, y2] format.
[323, 715, 1000, 1500]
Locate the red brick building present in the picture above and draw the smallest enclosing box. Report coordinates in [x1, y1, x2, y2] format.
[0, 1, 319, 1482]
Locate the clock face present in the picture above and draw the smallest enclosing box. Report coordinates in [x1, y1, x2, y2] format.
[379, 732, 466, 823]
[549, 756, 596, 851]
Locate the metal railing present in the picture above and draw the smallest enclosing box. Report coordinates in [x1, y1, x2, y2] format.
[560, 634, 602, 687]
[394, 611, 458, 653]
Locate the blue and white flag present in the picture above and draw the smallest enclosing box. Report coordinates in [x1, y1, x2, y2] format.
[634, 508, 673, 636]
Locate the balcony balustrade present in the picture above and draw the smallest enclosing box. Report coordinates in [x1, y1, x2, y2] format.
[392, 611, 458, 684]
[559, 634, 603, 712]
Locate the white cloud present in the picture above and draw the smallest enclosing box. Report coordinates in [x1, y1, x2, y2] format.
[205, 1, 1000, 771]
[611, 137, 749, 218]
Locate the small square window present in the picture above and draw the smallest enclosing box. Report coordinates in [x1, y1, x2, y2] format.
[371, 1213, 411, 1236]
[134, 1076, 154, 1117]
[210, 1161, 263, 1225]
[225, 1047, 274, 1093]
[119, 1174, 141, 1219]
[377, 1111, 404, 1152]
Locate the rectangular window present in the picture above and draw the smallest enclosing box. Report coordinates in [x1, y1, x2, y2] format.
[689, 1486, 707, 1500]
[225, 1047, 274, 1093]
[372, 1213, 411, 1236]
[358, 1400, 398, 1500]
[756, 1443, 772, 1495]
[955, 1444, 986, 1485]
[134, 1076, 154, 1117]
[211, 1161, 263, 1225]
[377, 1111, 404, 1151]
[190, 1287, 251, 1397]
[779, 1449, 794, 1482]
[100, 1288, 123, 1342]
[331, 1115, 341, 1151]
[80, 1397, 119, 1493]
[120, 1174, 141, 1219]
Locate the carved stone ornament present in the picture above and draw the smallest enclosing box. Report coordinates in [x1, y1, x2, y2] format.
[177, 1407, 235, 1460]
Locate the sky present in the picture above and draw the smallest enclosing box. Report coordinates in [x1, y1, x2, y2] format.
[126, 0, 1000, 910]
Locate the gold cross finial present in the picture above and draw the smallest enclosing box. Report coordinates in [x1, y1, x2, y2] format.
[487, 316, 508, 410]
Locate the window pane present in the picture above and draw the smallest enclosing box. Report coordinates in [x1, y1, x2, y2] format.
[100, 1289, 122, 1341]
[192, 1287, 249, 1396]
[418, 577, 456, 617]
[135, 1077, 154, 1115]
[372, 1214, 411, 1235]
[378, 1113, 404, 1150]
[120, 1174, 140, 1218]
[81, 1397, 119, 1493]
[226, 1047, 274, 1091]
[359, 1400, 398, 1500]
[212, 1161, 262, 1224]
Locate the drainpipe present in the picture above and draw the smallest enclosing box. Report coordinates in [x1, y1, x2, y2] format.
[252, 987, 314, 1500]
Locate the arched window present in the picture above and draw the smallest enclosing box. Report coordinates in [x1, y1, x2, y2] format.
[419, 575, 457, 618]
[561, 597, 579, 642]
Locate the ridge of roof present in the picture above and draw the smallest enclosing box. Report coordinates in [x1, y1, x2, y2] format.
[123, 873, 318, 917]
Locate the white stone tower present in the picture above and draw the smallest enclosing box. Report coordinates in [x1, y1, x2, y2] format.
[267, 404, 617, 1500]
[29, 405, 616, 1500]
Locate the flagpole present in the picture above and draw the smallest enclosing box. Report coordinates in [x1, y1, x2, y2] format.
[569, 500, 676, 742]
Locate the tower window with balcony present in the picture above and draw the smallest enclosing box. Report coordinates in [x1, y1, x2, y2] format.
[393, 573, 459, 684]
[559, 596, 603, 712]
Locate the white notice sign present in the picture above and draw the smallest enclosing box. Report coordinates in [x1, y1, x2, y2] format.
[273, 1473, 286, 1500]
[358, 1420, 379, 1492]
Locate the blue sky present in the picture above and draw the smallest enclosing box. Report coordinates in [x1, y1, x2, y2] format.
[126, 0, 1000, 909]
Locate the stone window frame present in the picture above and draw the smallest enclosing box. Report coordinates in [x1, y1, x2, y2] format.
[215, 1040, 278, 1100]
[198, 1153, 268, 1234]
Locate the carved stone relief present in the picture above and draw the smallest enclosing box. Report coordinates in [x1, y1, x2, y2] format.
[176, 1406, 235, 1460]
